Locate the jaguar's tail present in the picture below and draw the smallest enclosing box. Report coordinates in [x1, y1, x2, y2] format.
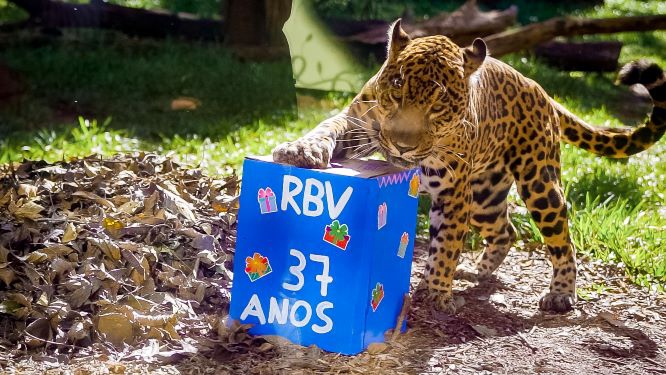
[557, 60, 666, 157]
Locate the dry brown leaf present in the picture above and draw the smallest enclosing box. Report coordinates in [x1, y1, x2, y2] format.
[107, 363, 126, 374]
[51, 258, 75, 276]
[66, 278, 93, 308]
[143, 190, 159, 216]
[157, 185, 196, 222]
[0, 264, 15, 286]
[122, 295, 154, 312]
[21, 251, 49, 264]
[121, 246, 147, 285]
[89, 238, 122, 261]
[258, 342, 274, 352]
[489, 293, 508, 307]
[45, 300, 71, 323]
[83, 160, 108, 178]
[118, 200, 142, 215]
[472, 324, 499, 337]
[0, 245, 9, 263]
[36, 292, 49, 307]
[72, 190, 115, 209]
[0, 189, 12, 206]
[67, 321, 91, 342]
[367, 342, 389, 354]
[12, 199, 45, 220]
[25, 318, 53, 348]
[17, 183, 38, 198]
[133, 213, 165, 225]
[97, 312, 135, 347]
[170, 97, 200, 111]
[42, 244, 75, 259]
[62, 222, 78, 243]
[599, 312, 626, 328]
[191, 234, 215, 251]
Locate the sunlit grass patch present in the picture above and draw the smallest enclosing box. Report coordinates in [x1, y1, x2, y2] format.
[1, 117, 140, 162]
[569, 195, 666, 290]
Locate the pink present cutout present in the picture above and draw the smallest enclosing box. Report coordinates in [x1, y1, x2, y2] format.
[257, 187, 278, 214]
[377, 202, 387, 229]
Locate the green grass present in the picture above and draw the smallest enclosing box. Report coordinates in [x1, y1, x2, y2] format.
[1, 0, 665, 289]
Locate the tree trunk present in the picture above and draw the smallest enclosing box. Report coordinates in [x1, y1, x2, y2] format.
[224, 0, 292, 59]
[485, 14, 666, 57]
[534, 41, 622, 72]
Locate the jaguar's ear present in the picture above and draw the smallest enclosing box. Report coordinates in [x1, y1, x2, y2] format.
[463, 38, 487, 75]
[387, 19, 411, 60]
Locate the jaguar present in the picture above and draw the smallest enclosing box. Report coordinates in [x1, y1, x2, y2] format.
[272, 20, 666, 313]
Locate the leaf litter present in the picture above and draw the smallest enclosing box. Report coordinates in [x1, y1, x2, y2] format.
[1, 154, 665, 374]
[0, 154, 240, 365]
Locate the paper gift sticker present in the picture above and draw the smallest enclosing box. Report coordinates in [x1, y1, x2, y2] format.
[257, 187, 278, 214]
[371, 283, 384, 312]
[377, 202, 387, 230]
[323, 220, 351, 250]
[397, 232, 409, 258]
[408, 173, 420, 198]
[245, 252, 273, 281]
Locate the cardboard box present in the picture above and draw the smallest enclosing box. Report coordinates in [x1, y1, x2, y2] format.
[229, 156, 420, 354]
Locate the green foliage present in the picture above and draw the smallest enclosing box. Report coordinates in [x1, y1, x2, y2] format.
[0, 0, 222, 20]
[0, 0, 28, 23]
[1, 33, 296, 139]
[105, 0, 222, 18]
[312, 0, 600, 23]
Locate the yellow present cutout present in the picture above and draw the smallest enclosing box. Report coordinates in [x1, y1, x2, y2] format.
[408, 173, 420, 197]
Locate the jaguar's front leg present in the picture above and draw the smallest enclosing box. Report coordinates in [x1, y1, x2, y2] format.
[422, 168, 471, 314]
[272, 112, 343, 168]
[273, 92, 378, 168]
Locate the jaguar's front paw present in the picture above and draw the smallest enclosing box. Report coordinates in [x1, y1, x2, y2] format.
[539, 292, 576, 313]
[272, 138, 331, 169]
[424, 289, 457, 314]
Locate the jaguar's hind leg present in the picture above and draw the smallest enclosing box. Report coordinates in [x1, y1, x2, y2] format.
[516, 163, 577, 313]
[456, 170, 516, 281]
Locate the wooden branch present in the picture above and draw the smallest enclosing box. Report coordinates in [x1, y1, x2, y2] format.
[6, 0, 222, 40]
[485, 14, 666, 57]
[343, 0, 517, 48]
[412, 0, 517, 46]
[535, 41, 622, 72]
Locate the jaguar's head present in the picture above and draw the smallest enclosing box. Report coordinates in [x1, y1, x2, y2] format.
[370, 19, 486, 168]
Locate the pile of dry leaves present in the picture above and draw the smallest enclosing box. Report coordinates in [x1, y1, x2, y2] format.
[0, 153, 241, 361]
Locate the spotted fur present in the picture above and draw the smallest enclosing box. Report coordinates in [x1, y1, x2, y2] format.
[272, 20, 666, 313]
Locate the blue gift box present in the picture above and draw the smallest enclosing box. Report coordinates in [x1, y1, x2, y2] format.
[229, 156, 420, 354]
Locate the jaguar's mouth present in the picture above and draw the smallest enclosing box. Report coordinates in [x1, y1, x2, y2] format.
[384, 153, 421, 169]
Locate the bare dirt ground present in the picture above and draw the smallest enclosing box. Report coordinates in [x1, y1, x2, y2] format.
[4, 242, 664, 375]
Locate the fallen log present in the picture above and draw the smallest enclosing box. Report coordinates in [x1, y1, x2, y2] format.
[534, 41, 622, 72]
[341, 0, 517, 58]
[345, 0, 517, 45]
[485, 14, 666, 57]
[412, 0, 517, 46]
[7, 0, 222, 40]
